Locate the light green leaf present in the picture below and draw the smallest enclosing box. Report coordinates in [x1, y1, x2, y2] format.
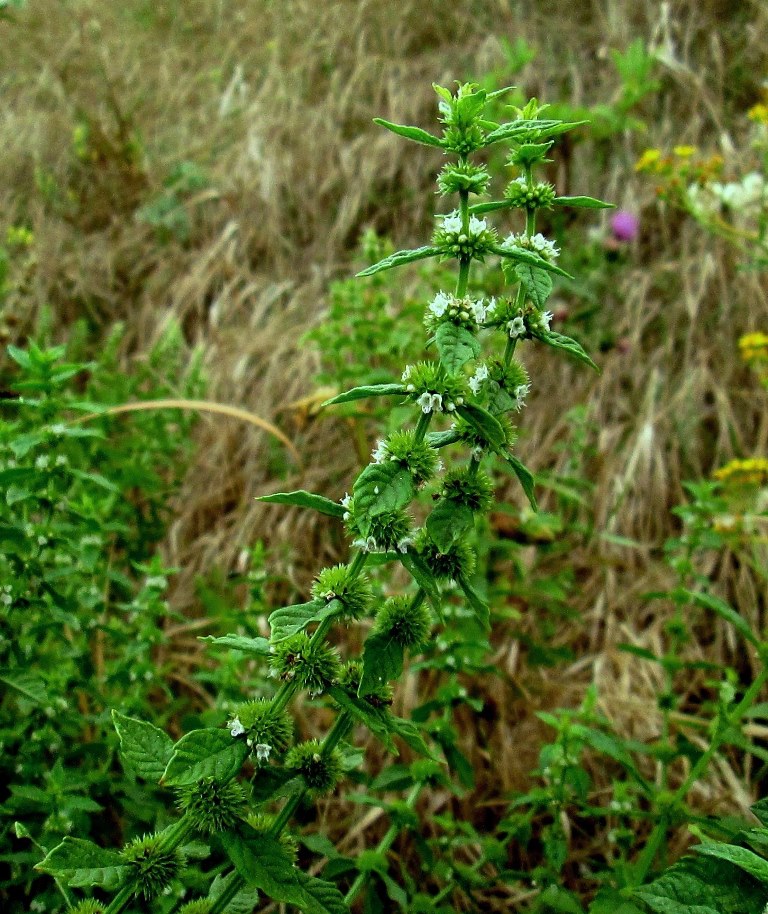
[554, 195, 614, 209]
[209, 871, 261, 914]
[502, 453, 538, 511]
[268, 599, 341, 643]
[490, 242, 573, 278]
[457, 574, 490, 630]
[35, 838, 127, 890]
[112, 711, 174, 783]
[356, 245, 442, 278]
[322, 383, 406, 407]
[256, 490, 345, 518]
[353, 462, 414, 537]
[482, 118, 562, 145]
[200, 634, 271, 656]
[456, 402, 507, 449]
[434, 322, 480, 376]
[695, 842, 768, 883]
[515, 264, 553, 309]
[531, 326, 599, 371]
[359, 633, 404, 697]
[468, 199, 516, 216]
[426, 500, 473, 552]
[0, 670, 48, 705]
[373, 118, 444, 148]
[161, 728, 249, 787]
[387, 716, 436, 759]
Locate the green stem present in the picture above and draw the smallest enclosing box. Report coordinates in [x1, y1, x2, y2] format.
[103, 885, 135, 914]
[456, 257, 470, 297]
[347, 549, 368, 580]
[413, 411, 432, 443]
[344, 782, 422, 905]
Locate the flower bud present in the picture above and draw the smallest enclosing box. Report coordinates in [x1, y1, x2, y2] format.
[415, 530, 475, 582]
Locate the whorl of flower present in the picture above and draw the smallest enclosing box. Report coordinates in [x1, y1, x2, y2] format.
[440, 468, 494, 513]
[69, 903, 107, 914]
[739, 332, 768, 363]
[285, 740, 344, 796]
[178, 901, 212, 914]
[530, 309, 553, 333]
[269, 633, 342, 696]
[401, 361, 468, 414]
[339, 659, 394, 707]
[432, 211, 498, 262]
[176, 778, 245, 834]
[371, 429, 441, 485]
[121, 833, 183, 900]
[469, 362, 489, 395]
[503, 231, 560, 262]
[374, 595, 432, 650]
[246, 813, 298, 863]
[437, 160, 490, 196]
[229, 698, 293, 753]
[311, 564, 373, 620]
[424, 291, 491, 333]
[504, 176, 556, 209]
[415, 529, 475, 582]
[348, 507, 412, 554]
[507, 314, 527, 339]
[713, 457, 768, 487]
[442, 122, 486, 156]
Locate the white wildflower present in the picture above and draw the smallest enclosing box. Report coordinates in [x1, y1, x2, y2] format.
[35, 455, 50, 470]
[440, 211, 463, 234]
[513, 383, 531, 410]
[340, 492, 352, 509]
[254, 743, 272, 762]
[468, 215, 487, 236]
[471, 446, 484, 461]
[145, 575, 167, 590]
[504, 231, 559, 261]
[401, 365, 413, 382]
[371, 439, 387, 463]
[49, 423, 66, 436]
[396, 537, 412, 554]
[55, 455, 68, 467]
[507, 316, 526, 338]
[416, 391, 443, 413]
[538, 310, 553, 331]
[429, 291, 452, 318]
[469, 363, 489, 395]
[470, 297, 488, 323]
[228, 717, 246, 738]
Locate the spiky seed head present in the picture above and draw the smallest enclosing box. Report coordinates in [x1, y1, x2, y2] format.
[177, 901, 212, 914]
[269, 633, 342, 696]
[246, 812, 299, 863]
[121, 833, 182, 900]
[441, 468, 494, 513]
[69, 902, 107, 914]
[338, 659, 394, 707]
[311, 564, 373, 620]
[231, 698, 293, 753]
[285, 740, 344, 796]
[176, 778, 245, 834]
[374, 596, 432, 650]
[376, 430, 441, 485]
[415, 529, 476, 582]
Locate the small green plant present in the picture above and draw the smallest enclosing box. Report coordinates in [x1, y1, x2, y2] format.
[31, 83, 609, 912]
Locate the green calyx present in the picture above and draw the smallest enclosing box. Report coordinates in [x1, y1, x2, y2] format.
[432, 219, 498, 262]
[415, 529, 476, 582]
[373, 430, 441, 486]
[121, 833, 183, 900]
[231, 698, 294, 753]
[504, 178, 556, 209]
[176, 778, 246, 834]
[346, 506, 413, 554]
[374, 595, 432, 650]
[311, 564, 373, 619]
[401, 361, 468, 414]
[269, 633, 342, 696]
[440, 468, 494, 513]
[246, 813, 299, 862]
[285, 740, 344, 796]
[437, 161, 490, 196]
[69, 902, 107, 914]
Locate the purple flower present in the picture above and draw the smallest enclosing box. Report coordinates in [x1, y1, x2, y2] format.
[610, 210, 639, 242]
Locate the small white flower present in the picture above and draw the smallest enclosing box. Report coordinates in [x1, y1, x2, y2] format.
[49, 423, 66, 436]
[401, 365, 413, 382]
[504, 231, 559, 261]
[469, 298, 487, 323]
[371, 439, 387, 463]
[512, 383, 531, 410]
[468, 215, 487, 236]
[538, 310, 553, 331]
[55, 455, 68, 467]
[471, 446, 484, 461]
[507, 316, 526, 339]
[429, 291, 452, 318]
[440, 211, 463, 234]
[145, 575, 167, 590]
[228, 717, 246, 738]
[416, 392, 433, 413]
[254, 743, 271, 762]
[469, 363, 489, 395]
[0, 593, 11, 606]
[396, 537, 412, 554]
[340, 492, 352, 509]
[35, 455, 50, 470]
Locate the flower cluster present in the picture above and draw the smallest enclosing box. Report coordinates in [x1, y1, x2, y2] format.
[504, 175, 556, 209]
[401, 361, 468, 414]
[503, 231, 560, 262]
[713, 457, 768, 487]
[424, 290, 495, 332]
[370, 430, 442, 484]
[437, 160, 490, 196]
[432, 211, 497, 261]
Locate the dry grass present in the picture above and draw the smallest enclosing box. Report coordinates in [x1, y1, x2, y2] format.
[3, 0, 768, 906]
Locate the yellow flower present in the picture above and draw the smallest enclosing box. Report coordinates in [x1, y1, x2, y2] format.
[748, 103, 768, 125]
[739, 331, 768, 362]
[714, 457, 768, 486]
[635, 149, 662, 172]
[673, 145, 697, 157]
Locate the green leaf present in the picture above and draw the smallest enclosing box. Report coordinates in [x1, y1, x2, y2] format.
[515, 264, 553, 309]
[256, 490, 345, 518]
[695, 842, 768, 883]
[434, 322, 480, 376]
[457, 574, 490, 630]
[456, 403, 507, 449]
[0, 670, 48, 705]
[687, 591, 760, 649]
[398, 550, 442, 617]
[426, 429, 461, 449]
[468, 198, 517, 216]
[161, 728, 249, 787]
[387, 716, 436, 759]
[327, 685, 397, 753]
[209, 871, 261, 914]
[490, 242, 572, 279]
[482, 118, 562, 145]
[353, 462, 414, 537]
[35, 838, 127, 890]
[554, 195, 615, 209]
[372, 118, 444, 148]
[222, 829, 350, 914]
[356, 246, 442, 278]
[359, 633, 404, 697]
[531, 327, 599, 371]
[112, 711, 174, 783]
[322, 383, 406, 407]
[503, 453, 538, 511]
[426, 500, 473, 552]
[268, 599, 341, 643]
[200, 634, 271, 656]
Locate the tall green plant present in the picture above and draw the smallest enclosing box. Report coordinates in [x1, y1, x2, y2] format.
[32, 82, 609, 914]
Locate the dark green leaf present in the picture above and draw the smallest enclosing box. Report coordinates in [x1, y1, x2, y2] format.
[322, 383, 407, 407]
[490, 243, 572, 279]
[388, 716, 436, 759]
[112, 711, 174, 783]
[353, 462, 414, 537]
[200, 634, 271, 656]
[531, 327, 599, 371]
[426, 429, 461, 448]
[356, 246, 442, 278]
[35, 838, 127, 890]
[161, 728, 249, 787]
[502, 453, 538, 511]
[456, 403, 507, 449]
[554, 195, 614, 209]
[457, 575, 490, 630]
[426, 500, 473, 552]
[268, 599, 341, 643]
[0, 670, 48, 705]
[359, 633, 404, 697]
[515, 264, 553, 309]
[434, 323, 480, 376]
[256, 490, 345, 518]
[398, 551, 442, 617]
[373, 118, 444, 148]
[695, 842, 768, 883]
[327, 685, 397, 753]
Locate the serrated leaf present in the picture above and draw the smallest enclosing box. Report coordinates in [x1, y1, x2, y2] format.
[502, 453, 538, 511]
[482, 118, 562, 145]
[434, 322, 480, 376]
[373, 118, 444, 148]
[356, 246, 442, 278]
[515, 264, 553, 309]
[398, 550, 442, 617]
[322, 383, 406, 407]
[456, 402, 507, 449]
[161, 728, 248, 787]
[695, 842, 768, 883]
[687, 591, 760, 649]
[222, 829, 350, 914]
[200, 634, 271, 656]
[359, 632, 404, 697]
[490, 242, 572, 278]
[531, 327, 599, 371]
[554, 195, 614, 209]
[256, 490, 345, 518]
[268, 599, 341, 643]
[457, 574, 490, 630]
[426, 500, 473, 552]
[112, 711, 174, 783]
[35, 838, 127, 890]
[0, 670, 48, 704]
[327, 685, 397, 753]
[353, 462, 414, 537]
